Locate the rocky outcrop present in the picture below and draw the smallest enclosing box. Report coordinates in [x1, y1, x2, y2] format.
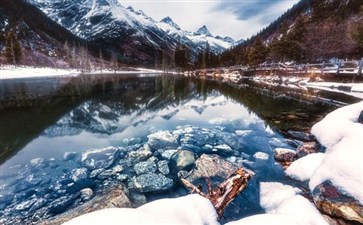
[312, 181, 363, 224]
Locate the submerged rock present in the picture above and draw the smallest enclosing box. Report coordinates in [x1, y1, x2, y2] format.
[30, 158, 46, 167]
[126, 147, 153, 165]
[130, 174, 173, 193]
[71, 168, 88, 183]
[147, 131, 179, 150]
[80, 188, 94, 201]
[40, 185, 132, 224]
[134, 160, 157, 175]
[185, 154, 238, 184]
[170, 150, 195, 172]
[157, 160, 170, 175]
[296, 141, 320, 158]
[313, 181, 363, 224]
[286, 130, 315, 142]
[81, 147, 121, 170]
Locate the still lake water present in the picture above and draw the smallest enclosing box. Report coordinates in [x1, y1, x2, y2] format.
[0, 74, 361, 224]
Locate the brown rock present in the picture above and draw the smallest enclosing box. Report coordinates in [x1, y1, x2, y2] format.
[313, 181, 363, 224]
[39, 184, 140, 225]
[185, 154, 238, 184]
[296, 141, 320, 158]
[273, 148, 296, 168]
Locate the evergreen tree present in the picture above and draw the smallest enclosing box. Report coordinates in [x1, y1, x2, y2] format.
[5, 31, 15, 64]
[350, 22, 363, 47]
[248, 37, 268, 65]
[174, 44, 189, 70]
[5, 31, 22, 64]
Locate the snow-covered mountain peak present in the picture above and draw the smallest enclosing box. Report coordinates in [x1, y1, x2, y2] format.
[195, 25, 212, 37]
[160, 16, 181, 30]
[215, 36, 234, 44]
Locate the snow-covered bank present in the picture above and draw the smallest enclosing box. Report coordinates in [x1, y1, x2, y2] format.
[0, 66, 80, 79]
[62, 194, 219, 225]
[286, 101, 363, 202]
[306, 82, 363, 99]
[0, 66, 167, 80]
[226, 182, 328, 225]
[309, 101, 363, 203]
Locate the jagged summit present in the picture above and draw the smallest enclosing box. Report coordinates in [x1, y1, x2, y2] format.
[215, 36, 234, 44]
[195, 25, 212, 37]
[160, 16, 181, 30]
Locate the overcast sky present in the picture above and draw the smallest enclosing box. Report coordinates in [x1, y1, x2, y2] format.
[118, 0, 299, 41]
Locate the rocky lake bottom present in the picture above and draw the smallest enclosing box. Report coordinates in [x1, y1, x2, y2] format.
[0, 74, 361, 224]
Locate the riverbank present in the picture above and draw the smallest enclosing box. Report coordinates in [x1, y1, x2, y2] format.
[0, 65, 165, 80]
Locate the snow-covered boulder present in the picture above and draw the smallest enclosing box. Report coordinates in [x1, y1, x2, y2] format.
[310, 101, 363, 203]
[285, 153, 325, 181]
[62, 194, 219, 225]
[285, 101, 363, 223]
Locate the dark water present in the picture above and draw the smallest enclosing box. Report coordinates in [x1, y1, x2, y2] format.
[0, 74, 361, 224]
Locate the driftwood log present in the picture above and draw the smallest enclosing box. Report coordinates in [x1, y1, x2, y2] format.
[181, 168, 252, 218]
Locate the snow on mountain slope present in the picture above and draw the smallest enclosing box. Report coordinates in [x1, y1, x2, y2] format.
[27, 0, 235, 55]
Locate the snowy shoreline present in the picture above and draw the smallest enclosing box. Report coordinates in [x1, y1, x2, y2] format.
[0, 66, 166, 80]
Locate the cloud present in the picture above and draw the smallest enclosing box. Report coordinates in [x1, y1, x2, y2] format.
[118, 0, 299, 40]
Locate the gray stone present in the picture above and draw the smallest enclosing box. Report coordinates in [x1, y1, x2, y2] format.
[80, 188, 94, 201]
[71, 168, 88, 183]
[29, 198, 47, 212]
[134, 160, 157, 175]
[130, 174, 173, 193]
[170, 150, 195, 172]
[81, 147, 120, 170]
[15, 199, 37, 211]
[127, 147, 153, 164]
[48, 195, 75, 215]
[89, 168, 105, 179]
[98, 165, 123, 179]
[157, 160, 170, 175]
[147, 131, 179, 150]
[160, 150, 178, 160]
[116, 174, 129, 181]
